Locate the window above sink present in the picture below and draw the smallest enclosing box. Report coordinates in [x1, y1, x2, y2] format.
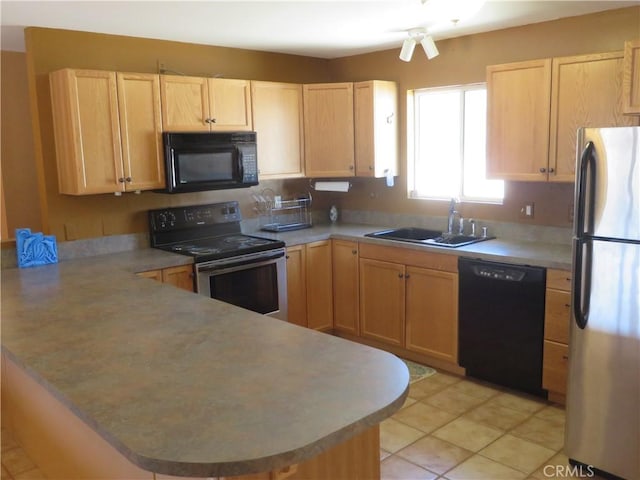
[407, 84, 504, 204]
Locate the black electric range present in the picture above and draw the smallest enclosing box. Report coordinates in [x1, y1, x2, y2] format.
[148, 201, 285, 263]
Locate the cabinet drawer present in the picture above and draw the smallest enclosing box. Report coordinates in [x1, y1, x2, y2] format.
[547, 269, 571, 291]
[544, 289, 571, 344]
[542, 340, 569, 394]
[359, 243, 457, 273]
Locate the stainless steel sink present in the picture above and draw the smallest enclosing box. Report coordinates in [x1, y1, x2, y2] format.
[365, 228, 494, 248]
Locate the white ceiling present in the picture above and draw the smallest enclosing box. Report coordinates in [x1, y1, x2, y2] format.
[1, 0, 638, 59]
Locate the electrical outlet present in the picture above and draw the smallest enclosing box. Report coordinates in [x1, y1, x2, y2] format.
[519, 202, 535, 219]
[157, 60, 166, 74]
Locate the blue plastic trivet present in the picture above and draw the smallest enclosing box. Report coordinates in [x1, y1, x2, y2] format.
[16, 228, 58, 268]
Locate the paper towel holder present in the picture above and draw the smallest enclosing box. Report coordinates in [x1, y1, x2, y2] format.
[309, 179, 352, 192]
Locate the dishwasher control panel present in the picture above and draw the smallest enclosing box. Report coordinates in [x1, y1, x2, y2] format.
[473, 265, 526, 282]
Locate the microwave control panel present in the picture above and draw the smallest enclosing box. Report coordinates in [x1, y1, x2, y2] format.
[239, 145, 258, 184]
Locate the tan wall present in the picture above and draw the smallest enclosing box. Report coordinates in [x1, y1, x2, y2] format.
[1, 50, 43, 241]
[22, 27, 331, 241]
[319, 6, 640, 227]
[6, 7, 640, 242]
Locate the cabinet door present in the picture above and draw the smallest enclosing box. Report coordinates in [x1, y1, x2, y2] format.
[161, 265, 194, 292]
[208, 78, 252, 131]
[251, 81, 304, 178]
[160, 75, 210, 131]
[286, 246, 307, 327]
[116, 73, 165, 191]
[359, 258, 405, 347]
[623, 39, 640, 114]
[542, 340, 569, 395]
[486, 59, 552, 182]
[50, 69, 124, 194]
[405, 266, 458, 363]
[549, 52, 637, 182]
[303, 83, 355, 177]
[136, 269, 163, 282]
[332, 240, 359, 335]
[306, 241, 333, 331]
[544, 289, 571, 344]
[354, 81, 398, 178]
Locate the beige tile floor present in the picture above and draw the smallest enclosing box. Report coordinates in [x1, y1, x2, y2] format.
[1, 369, 606, 480]
[381, 369, 607, 480]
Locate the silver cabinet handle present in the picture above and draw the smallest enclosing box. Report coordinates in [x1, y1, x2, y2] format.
[539, 167, 547, 173]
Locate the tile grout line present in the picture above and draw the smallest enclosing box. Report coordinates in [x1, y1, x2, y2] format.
[384, 373, 566, 479]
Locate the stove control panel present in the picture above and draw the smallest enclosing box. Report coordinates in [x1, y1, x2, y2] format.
[149, 201, 242, 232]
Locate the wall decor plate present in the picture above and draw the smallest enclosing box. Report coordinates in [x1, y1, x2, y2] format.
[16, 228, 58, 268]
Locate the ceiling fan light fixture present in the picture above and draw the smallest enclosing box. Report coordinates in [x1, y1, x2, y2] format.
[399, 37, 417, 62]
[421, 35, 439, 59]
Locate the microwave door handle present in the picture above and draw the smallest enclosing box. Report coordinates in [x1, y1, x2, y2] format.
[236, 146, 244, 178]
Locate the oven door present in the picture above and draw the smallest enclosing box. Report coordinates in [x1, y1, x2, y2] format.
[196, 249, 288, 321]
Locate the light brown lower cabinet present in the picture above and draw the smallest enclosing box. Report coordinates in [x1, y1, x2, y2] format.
[405, 266, 458, 363]
[286, 241, 333, 330]
[542, 269, 572, 403]
[137, 264, 195, 292]
[332, 239, 360, 335]
[359, 257, 405, 346]
[542, 340, 569, 395]
[358, 243, 459, 364]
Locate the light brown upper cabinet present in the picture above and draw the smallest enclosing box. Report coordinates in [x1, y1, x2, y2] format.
[549, 52, 637, 181]
[623, 39, 640, 114]
[486, 59, 552, 182]
[303, 83, 355, 177]
[251, 81, 304, 179]
[488, 53, 638, 183]
[160, 75, 252, 132]
[50, 69, 164, 195]
[354, 80, 399, 178]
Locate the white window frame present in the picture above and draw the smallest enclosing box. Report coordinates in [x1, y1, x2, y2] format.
[407, 83, 503, 204]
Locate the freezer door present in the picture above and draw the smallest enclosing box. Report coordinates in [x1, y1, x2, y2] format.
[577, 127, 640, 242]
[566, 240, 640, 479]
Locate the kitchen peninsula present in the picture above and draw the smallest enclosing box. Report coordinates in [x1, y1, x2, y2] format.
[1, 249, 409, 479]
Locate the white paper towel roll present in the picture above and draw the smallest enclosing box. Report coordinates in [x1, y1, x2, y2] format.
[314, 181, 350, 192]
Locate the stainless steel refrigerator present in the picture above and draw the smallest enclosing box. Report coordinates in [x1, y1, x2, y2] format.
[566, 126, 639, 480]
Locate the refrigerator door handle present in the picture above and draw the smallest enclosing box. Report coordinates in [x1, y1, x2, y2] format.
[572, 237, 592, 329]
[575, 141, 596, 237]
[573, 140, 596, 330]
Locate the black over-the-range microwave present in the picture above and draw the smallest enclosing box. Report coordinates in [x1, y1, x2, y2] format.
[158, 131, 259, 194]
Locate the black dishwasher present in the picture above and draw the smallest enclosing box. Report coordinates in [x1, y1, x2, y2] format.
[458, 257, 547, 397]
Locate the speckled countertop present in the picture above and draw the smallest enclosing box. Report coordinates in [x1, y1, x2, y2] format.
[254, 223, 572, 270]
[1, 249, 409, 477]
[0, 223, 571, 477]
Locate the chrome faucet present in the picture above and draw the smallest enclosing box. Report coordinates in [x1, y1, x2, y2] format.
[447, 198, 459, 235]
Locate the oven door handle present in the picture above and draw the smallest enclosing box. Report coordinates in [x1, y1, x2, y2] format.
[197, 250, 285, 274]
